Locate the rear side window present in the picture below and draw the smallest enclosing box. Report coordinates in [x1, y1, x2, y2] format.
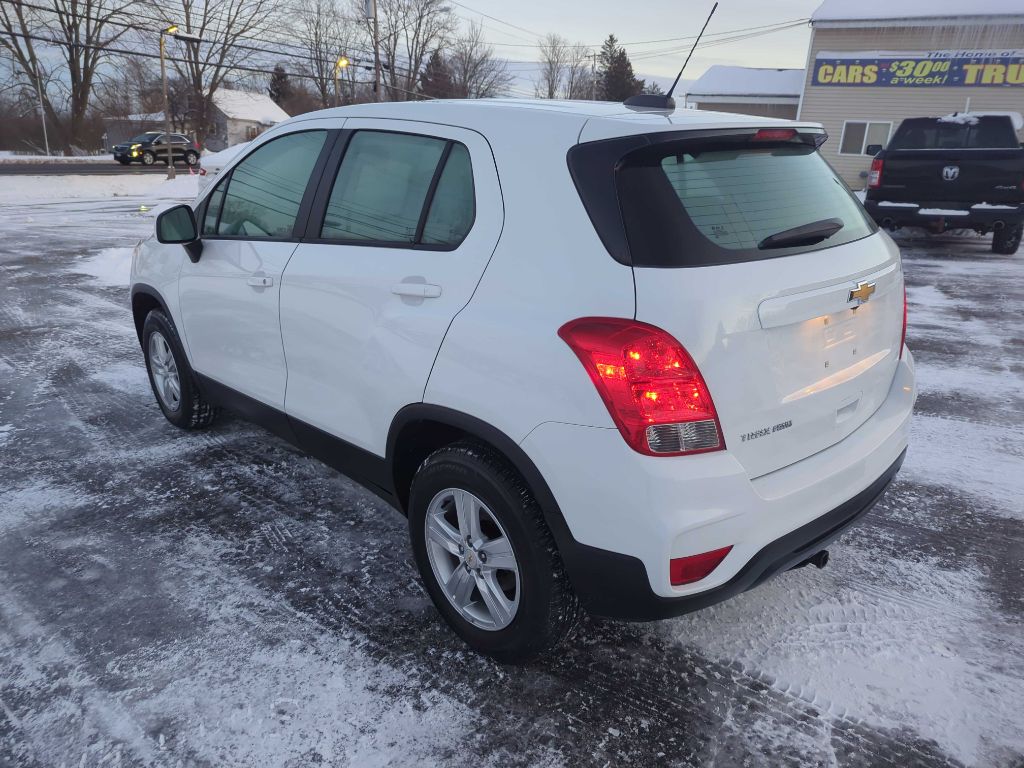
[214, 130, 327, 239]
[615, 141, 875, 266]
[889, 117, 1018, 150]
[320, 131, 475, 248]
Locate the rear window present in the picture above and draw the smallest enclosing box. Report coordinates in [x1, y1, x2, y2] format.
[889, 117, 1019, 150]
[614, 141, 876, 267]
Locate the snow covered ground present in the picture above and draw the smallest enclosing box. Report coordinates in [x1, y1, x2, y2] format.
[0, 176, 1021, 767]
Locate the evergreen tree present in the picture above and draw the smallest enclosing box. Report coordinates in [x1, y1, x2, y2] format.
[597, 34, 643, 101]
[269, 65, 294, 106]
[641, 80, 664, 95]
[419, 50, 455, 99]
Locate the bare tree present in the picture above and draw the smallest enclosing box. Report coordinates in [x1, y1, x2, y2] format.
[535, 33, 567, 99]
[0, 0, 138, 151]
[152, 0, 280, 144]
[368, 0, 456, 101]
[563, 44, 594, 99]
[448, 21, 510, 99]
[534, 33, 593, 100]
[291, 0, 354, 107]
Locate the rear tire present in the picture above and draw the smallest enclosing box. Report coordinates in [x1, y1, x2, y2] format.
[184, 150, 200, 167]
[408, 441, 581, 663]
[992, 222, 1022, 255]
[142, 310, 218, 430]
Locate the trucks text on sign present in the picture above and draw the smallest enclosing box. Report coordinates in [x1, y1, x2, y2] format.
[813, 50, 1024, 87]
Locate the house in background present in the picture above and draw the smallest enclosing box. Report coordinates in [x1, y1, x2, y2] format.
[205, 89, 290, 151]
[102, 89, 290, 152]
[685, 66, 805, 120]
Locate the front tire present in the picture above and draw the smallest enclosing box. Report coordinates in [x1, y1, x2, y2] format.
[992, 222, 1022, 255]
[142, 310, 218, 430]
[408, 442, 581, 663]
[141, 150, 156, 166]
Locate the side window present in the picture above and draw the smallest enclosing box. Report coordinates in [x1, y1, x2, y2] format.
[321, 131, 447, 244]
[216, 130, 327, 239]
[421, 142, 475, 246]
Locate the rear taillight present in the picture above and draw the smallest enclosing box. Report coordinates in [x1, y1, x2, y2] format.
[899, 282, 907, 359]
[670, 546, 733, 585]
[868, 157, 884, 188]
[558, 318, 724, 457]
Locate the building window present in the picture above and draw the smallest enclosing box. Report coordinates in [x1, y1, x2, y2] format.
[245, 125, 263, 141]
[839, 121, 891, 155]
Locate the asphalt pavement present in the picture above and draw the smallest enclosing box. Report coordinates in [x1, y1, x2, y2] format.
[0, 192, 1021, 768]
[0, 162, 177, 176]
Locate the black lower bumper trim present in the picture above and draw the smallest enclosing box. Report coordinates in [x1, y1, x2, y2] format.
[560, 449, 906, 621]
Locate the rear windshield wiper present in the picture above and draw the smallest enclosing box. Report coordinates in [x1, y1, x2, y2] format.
[758, 218, 845, 250]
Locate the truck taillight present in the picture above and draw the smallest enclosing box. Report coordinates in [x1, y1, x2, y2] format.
[558, 318, 724, 457]
[899, 282, 907, 359]
[868, 157, 884, 189]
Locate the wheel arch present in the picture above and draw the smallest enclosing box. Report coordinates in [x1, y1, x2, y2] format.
[131, 283, 171, 346]
[386, 405, 576, 549]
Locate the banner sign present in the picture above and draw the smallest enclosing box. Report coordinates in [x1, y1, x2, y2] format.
[813, 49, 1024, 87]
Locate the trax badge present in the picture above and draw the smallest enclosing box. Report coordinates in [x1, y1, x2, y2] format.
[849, 281, 876, 304]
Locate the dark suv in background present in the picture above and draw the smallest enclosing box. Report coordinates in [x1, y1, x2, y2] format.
[112, 132, 201, 167]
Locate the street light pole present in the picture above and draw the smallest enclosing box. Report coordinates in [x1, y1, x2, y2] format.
[335, 56, 349, 107]
[372, 0, 381, 102]
[160, 25, 178, 180]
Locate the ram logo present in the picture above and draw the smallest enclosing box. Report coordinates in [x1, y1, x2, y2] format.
[942, 165, 960, 181]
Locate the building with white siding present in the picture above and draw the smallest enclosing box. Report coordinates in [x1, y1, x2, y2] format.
[687, 66, 805, 119]
[798, 0, 1024, 188]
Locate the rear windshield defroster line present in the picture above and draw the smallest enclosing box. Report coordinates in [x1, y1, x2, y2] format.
[567, 129, 877, 268]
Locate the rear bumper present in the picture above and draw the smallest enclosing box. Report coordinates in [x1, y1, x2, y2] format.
[864, 199, 1024, 231]
[521, 352, 916, 621]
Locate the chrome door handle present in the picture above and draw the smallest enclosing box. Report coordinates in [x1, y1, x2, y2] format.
[391, 283, 441, 298]
[247, 276, 273, 288]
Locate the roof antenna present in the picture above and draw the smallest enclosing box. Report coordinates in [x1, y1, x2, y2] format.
[624, 1, 718, 111]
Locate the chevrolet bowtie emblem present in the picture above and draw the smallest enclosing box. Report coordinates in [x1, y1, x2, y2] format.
[849, 281, 876, 303]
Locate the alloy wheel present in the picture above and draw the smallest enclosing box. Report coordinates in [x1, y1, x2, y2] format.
[424, 488, 521, 630]
[148, 331, 181, 412]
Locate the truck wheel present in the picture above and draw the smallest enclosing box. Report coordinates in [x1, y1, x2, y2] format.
[992, 222, 1022, 255]
[408, 441, 582, 663]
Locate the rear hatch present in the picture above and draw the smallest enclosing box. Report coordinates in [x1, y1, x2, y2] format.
[571, 127, 904, 479]
[871, 116, 1024, 205]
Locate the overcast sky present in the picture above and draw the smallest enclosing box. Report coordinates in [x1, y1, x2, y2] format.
[458, 0, 823, 93]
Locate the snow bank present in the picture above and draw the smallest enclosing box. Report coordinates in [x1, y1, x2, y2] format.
[0, 174, 198, 203]
[76, 247, 135, 287]
[938, 111, 1023, 130]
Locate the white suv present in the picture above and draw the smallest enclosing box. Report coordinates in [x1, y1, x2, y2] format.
[132, 100, 915, 661]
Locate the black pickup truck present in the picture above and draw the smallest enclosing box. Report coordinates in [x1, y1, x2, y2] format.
[863, 113, 1024, 254]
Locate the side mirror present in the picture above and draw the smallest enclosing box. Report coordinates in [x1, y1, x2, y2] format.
[865, 144, 883, 156]
[156, 204, 203, 262]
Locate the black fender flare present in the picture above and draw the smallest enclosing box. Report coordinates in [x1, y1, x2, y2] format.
[130, 283, 173, 345]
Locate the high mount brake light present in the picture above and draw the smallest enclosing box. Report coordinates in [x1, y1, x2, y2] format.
[558, 318, 724, 457]
[753, 128, 797, 141]
[869, 157, 884, 189]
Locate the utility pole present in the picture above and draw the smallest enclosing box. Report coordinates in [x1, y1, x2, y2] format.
[365, 0, 381, 101]
[160, 25, 177, 179]
[335, 55, 350, 107]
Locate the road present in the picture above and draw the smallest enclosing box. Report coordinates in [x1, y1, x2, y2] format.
[0, 162, 179, 176]
[0, 189, 1021, 768]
